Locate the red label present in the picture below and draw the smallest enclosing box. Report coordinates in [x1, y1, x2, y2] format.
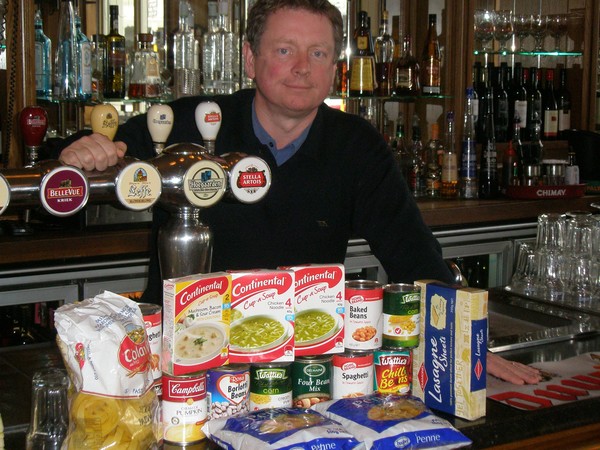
[41, 167, 88, 215]
[204, 112, 221, 123]
[230, 272, 294, 305]
[118, 332, 151, 375]
[175, 275, 230, 310]
[163, 376, 206, 401]
[237, 170, 267, 188]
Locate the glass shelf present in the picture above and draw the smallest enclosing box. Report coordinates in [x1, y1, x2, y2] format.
[473, 50, 582, 57]
[331, 94, 453, 102]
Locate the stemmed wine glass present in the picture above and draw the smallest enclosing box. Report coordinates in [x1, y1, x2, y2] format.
[513, 13, 532, 52]
[530, 14, 547, 52]
[546, 14, 568, 51]
[493, 10, 514, 52]
[474, 9, 495, 52]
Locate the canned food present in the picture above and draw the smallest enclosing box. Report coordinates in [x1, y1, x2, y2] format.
[138, 303, 162, 386]
[374, 349, 412, 394]
[382, 283, 420, 349]
[162, 372, 208, 444]
[344, 280, 383, 351]
[292, 356, 332, 408]
[249, 363, 293, 410]
[207, 364, 250, 420]
[332, 351, 374, 399]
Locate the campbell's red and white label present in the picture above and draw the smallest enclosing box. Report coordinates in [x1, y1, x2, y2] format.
[163, 272, 231, 376]
[280, 264, 345, 356]
[162, 373, 208, 444]
[228, 269, 295, 364]
[40, 166, 89, 216]
[332, 351, 374, 399]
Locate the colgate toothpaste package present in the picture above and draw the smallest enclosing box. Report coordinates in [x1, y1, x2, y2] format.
[228, 269, 295, 363]
[279, 264, 345, 356]
[412, 280, 487, 420]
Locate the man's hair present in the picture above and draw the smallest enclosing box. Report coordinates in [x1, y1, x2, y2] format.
[245, 0, 344, 61]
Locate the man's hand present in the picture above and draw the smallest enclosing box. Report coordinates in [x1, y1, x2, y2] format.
[487, 352, 542, 385]
[59, 133, 127, 171]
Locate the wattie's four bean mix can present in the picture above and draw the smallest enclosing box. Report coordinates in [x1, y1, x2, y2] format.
[382, 283, 421, 349]
[344, 280, 383, 351]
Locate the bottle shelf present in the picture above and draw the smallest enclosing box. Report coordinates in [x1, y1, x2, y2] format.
[473, 50, 582, 57]
[331, 93, 453, 102]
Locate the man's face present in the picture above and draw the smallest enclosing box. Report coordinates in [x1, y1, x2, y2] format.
[244, 8, 338, 118]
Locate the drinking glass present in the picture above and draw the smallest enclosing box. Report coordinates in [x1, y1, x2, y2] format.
[474, 9, 495, 51]
[494, 10, 514, 52]
[546, 14, 568, 51]
[536, 250, 564, 302]
[509, 242, 537, 296]
[564, 215, 593, 258]
[535, 212, 566, 252]
[572, 256, 594, 304]
[26, 368, 70, 450]
[529, 14, 547, 51]
[513, 14, 532, 52]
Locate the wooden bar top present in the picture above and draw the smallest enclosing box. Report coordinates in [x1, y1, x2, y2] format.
[1, 196, 599, 266]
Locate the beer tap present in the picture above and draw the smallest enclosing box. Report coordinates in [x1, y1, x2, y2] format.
[20, 105, 48, 167]
[147, 104, 174, 155]
[195, 101, 221, 154]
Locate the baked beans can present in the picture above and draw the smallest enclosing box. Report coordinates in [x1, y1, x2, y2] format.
[249, 362, 293, 410]
[206, 364, 250, 420]
[332, 350, 374, 399]
[382, 283, 421, 349]
[344, 280, 383, 351]
[374, 349, 412, 394]
[162, 372, 208, 445]
[138, 303, 163, 389]
[292, 355, 332, 408]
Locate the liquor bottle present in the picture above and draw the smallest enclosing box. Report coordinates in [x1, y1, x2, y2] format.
[542, 68, 559, 140]
[476, 62, 493, 143]
[502, 118, 522, 193]
[565, 149, 580, 185]
[91, 34, 106, 102]
[529, 112, 544, 164]
[471, 61, 481, 130]
[557, 68, 571, 139]
[391, 111, 408, 177]
[349, 11, 375, 97]
[202, 1, 219, 94]
[508, 63, 528, 141]
[425, 123, 442, 198]
[420, 14, 441, 95]
[526, 67, 543, 142]
[128, 33, 162, 99]
[214, 0, 238, 94]
[104, 5, 126, 98]
[75, 12, 92, 101]
[34, 10, 52, 98]
[479, 89, 499, 199]
[441, 111, 458, 198]
[493, 64, 509, 142]
[460, 88, 478, 199]
[174, 0, 201, 97]
[374, 10, 395, 97]
[407, 114, 425, 197]
[54, 0, 78, 100]
[393, 34, 420, 96]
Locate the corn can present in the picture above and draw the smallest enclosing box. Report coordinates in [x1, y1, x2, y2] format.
[382, 283, 420, 349]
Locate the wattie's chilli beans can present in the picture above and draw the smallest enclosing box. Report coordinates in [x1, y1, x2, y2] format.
[382, 283, 421, 349]
[332, 350, 374, 399]
[249, 362, 293, 410]
[373, 349, 412, 394]
[207, 364, 250, 420]
[344, 280, 383, 351]
[292, 355, 332, 408]
[162, 372, 208, 444]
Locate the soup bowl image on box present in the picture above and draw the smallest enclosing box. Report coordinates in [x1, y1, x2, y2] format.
[412, 280, 488, 421]
[228, 269, 295, 364]
[163, 272, 232, 376]
[279, 264, 345, 356]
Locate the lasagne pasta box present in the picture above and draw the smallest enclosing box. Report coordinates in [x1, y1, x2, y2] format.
[412, 280, 488, 420]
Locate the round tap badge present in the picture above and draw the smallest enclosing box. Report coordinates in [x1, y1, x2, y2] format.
[183, 160, 227, 208]
[40, 166, 89, 216]
[115, 161, 162, 210]
[0, 173, 10, 216]
[228, 156, 271, 204]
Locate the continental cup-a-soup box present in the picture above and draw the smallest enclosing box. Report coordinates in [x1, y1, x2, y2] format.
[228, 269, 295, 364]
[412, 280, 487, 420]
[279, 264, 345, 356]
[163, 272, 232, 376]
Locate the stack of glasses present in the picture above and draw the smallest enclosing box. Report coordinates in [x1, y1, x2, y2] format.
[508, 212, 600, 306]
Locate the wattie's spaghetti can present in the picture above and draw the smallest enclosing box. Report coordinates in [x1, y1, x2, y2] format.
[332, 350, 374, 399]
[249, 362, 293, 410]
[207, 364, 250, 420]
[374, 349, 412, 394]
[344, 280, 383, 351]
[382, 283, 420, 349]
[162, 372, 208, 444]
[138, 303, 162, 390]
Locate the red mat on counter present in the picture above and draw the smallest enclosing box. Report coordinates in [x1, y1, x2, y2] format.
[487, 353, 600, 410]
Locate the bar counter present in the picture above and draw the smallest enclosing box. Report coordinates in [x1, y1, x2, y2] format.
[1, 195, 599, 266]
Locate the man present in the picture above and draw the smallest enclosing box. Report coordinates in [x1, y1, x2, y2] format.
[57, 0, 540, 384]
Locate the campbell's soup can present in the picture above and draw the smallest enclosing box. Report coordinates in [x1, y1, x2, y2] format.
[162, 372, 208, 444]
[139, 303, 162, 391]
[249, 362, 293, 410]
[332, 350, 374, 399]
[382, 283, 421, 349]
[292, 355, 332, 408]
[207, 364, 250, 420]
[344, 280, 383, 351]
[374, 349, 412, 394]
